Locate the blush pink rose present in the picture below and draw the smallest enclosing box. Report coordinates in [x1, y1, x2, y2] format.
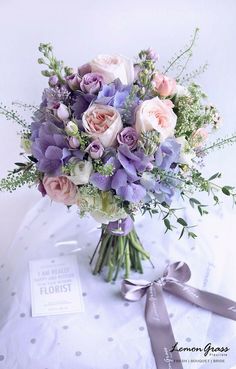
[90, 54, 134, 85]
[135, 96, 177, 141]
[82, 104, 123, 147]
[152, 73, 176, 97]
[43, 176, 77, 205]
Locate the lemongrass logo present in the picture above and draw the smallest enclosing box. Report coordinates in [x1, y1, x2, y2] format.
[170, 342, 229, 357]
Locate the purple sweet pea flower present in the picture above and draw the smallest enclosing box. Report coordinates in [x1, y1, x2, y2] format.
[117, 144, 153, 181]
[117, 127, 139, 150]
[116, 183, 146, 203]
[80, 73, 104, 95]
[155, 138, 181, 170]
[90, 172, 112, 191]
[85, 140, 104, 159]
[107, 216, 134, 236]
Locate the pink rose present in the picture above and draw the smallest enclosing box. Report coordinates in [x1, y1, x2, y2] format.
[82, 104, 123, 147]
[90, 54, 134, 85]
[135, 96, 177, 141]
[152, 73, 176, 97]
[43, 176, 77, 205]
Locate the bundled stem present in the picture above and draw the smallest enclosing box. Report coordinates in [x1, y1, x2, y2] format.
[90, 226, 153, 282]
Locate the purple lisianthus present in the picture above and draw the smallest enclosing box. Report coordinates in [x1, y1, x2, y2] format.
[80, 73, 104, 94]
[85, 140, 104, 159]
[66, 73, 81, 91]
[117, 127, 139, 150]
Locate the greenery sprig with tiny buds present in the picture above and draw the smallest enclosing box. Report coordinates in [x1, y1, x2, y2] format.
[93, 160, 114, 176]
[38, 43, 72, 83]
[0, 103, 29, 129]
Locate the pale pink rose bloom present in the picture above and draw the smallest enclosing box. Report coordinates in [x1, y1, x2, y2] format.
[90, 54, 134, 85]
[43, 176, 77, 205]
[135, 96, 177, 141]
[152, 73, 176, 97]
[82, 104, 123, 147]
[192, 128, 208, 147]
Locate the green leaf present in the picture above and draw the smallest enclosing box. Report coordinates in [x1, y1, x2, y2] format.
[208, 172, 221, 181]
[198, 205, 203, 216]
[188, 231, 197, 239]
[189, 197, 201, 208]
[177, 218, 188, 227]
[164, 218, 171, 231]
[14, 162, 26, 167]
[179, 227, 185, 239]
[222, 187, 230, 196]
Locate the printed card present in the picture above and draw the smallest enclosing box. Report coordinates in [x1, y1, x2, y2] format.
[29, 255, 84, 317]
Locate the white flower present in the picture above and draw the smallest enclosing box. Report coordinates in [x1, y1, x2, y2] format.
[77, 190, 126, 224]
[68, 159, 93, 185]
[175, 84, 189, 99]
[135, 96, 177, 142]
[90, 54, 134, 85]
[82, 104, 123, 147]
[176, 136, 195, 166]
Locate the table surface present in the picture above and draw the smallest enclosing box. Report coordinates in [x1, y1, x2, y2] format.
[0, 198, 236, 369]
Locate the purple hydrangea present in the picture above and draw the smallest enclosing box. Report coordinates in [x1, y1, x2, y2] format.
[31, 121, 69, 175]
[95, 79, 131, 109]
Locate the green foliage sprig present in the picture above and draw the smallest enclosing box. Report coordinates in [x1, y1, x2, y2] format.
[38, 43, 72, 82]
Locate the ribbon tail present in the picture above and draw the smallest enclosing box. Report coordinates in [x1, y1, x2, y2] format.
[145, 283, 183, 369]
[164, 282, 236, 321]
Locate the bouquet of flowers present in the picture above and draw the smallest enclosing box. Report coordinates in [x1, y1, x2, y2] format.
[1, 29, 236, 281]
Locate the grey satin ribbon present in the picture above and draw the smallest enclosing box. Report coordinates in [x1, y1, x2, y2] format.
[121, 261, 236, 369]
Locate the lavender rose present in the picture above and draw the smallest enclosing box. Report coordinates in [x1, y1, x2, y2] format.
[117, 127, 139, 150]
[85, 140, 104, 159]
[80, 73, 104, 94]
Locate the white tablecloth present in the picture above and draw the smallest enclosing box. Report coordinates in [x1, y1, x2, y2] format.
[0, 198, 236, 369]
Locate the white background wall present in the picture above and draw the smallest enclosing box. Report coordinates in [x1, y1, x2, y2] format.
[0, 0, 236, 250]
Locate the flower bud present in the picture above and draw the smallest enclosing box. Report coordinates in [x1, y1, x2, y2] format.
[66, 73, 81, 91]
[38, 58, 45, 64]
[69, 136, 80, 149]
[56, 103, 70, 121]
[65, 121, 78, 136]
[48, 75, 59, 87]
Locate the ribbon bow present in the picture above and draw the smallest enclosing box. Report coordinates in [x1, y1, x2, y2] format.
[121, 261, 236, 369]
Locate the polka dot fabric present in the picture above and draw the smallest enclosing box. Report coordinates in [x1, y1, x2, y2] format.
[0, 198, 236, 369]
